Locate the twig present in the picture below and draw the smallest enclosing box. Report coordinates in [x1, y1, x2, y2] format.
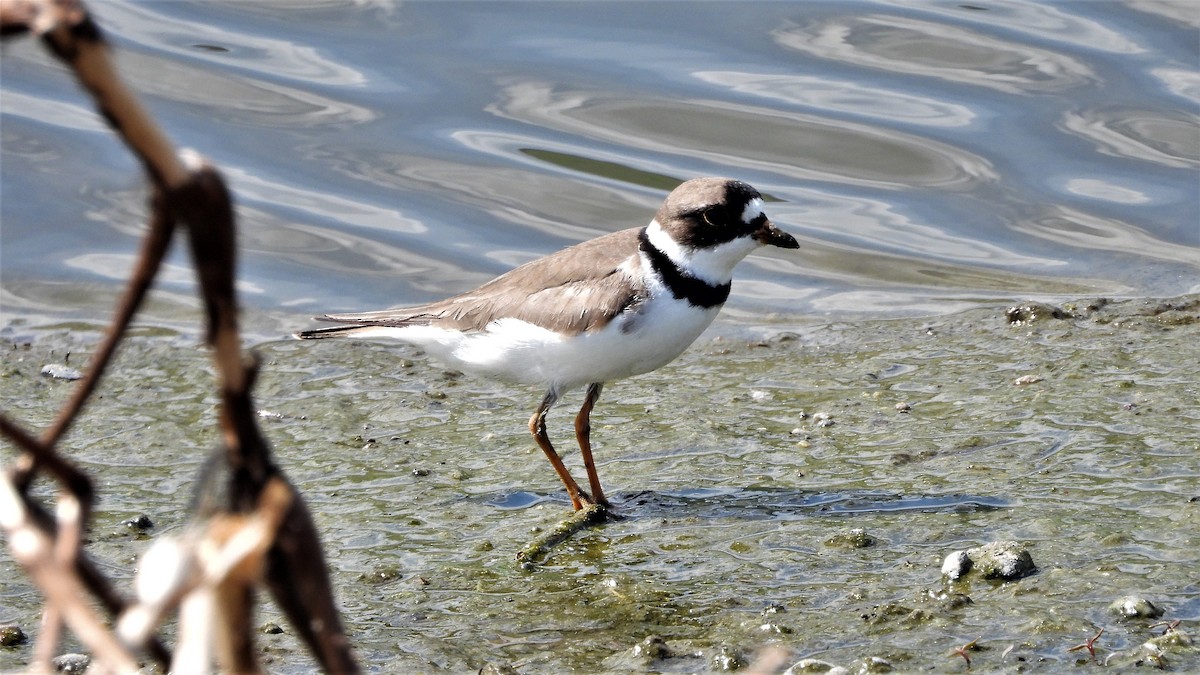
[516, 504, 608, 564]
[1, 0, 359, 671]
[1067, 627, 1104, 661]
[950, 636, 981, 668]
[0, 472, 141, 672]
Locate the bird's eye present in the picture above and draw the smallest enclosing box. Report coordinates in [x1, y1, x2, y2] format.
[700, 207, 722, 227]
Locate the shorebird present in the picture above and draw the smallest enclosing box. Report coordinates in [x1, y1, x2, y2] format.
[296, 178, 798, 510]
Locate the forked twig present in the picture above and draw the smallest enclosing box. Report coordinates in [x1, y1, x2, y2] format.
[0, 0, 358, 671]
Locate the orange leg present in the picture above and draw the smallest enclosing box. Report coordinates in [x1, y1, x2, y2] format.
[574, 383, 609, 508]
[528, 390, 591, 510]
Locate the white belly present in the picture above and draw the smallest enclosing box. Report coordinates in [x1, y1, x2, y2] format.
[369, 296, 721, 394]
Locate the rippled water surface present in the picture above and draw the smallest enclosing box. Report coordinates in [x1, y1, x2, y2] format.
[2, 0, 1197, 326]
[2, 1, 1199, 673]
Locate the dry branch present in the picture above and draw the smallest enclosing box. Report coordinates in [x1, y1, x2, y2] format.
[0, 0, 358, 671]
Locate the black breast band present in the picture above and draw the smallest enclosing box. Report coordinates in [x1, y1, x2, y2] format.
[638, 228, 731, 308]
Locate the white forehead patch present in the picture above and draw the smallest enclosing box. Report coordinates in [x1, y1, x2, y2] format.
[741, 197, 765, 225]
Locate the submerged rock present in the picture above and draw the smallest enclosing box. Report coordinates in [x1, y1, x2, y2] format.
[1005, 303, 1072, 325]
[632, 635, 671, 660]
[0, 624, 26, 646]
[710, 644, 749, 671]
[604, 635, 750, 673]
[784, 658, 848, 674]
[1109, 595, 1164, 619]
[941, 541, 1036, 581]
[861, 602, 933, 626]
[123, 514, 154, 531]
[825, 528, 879, 549]
[848, 655, 893, 673]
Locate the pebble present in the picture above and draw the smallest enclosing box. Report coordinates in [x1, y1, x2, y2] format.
[0, 624, 26, 646]
[784, 659, 848, 674]
[52, 654, 90, 673]
[857, 656, 894, 672]
[123, 514, 154, 531]
[260, 621, 285, 634]
[1014, 375, 1043, 386]
[941, 550, 972, 580]
[813, 412, 835, 428]
[40, 364, 82, 381]
[762, 602, 787, 616]
[894, 402, 911, 413]
[632, 635, 670, 659]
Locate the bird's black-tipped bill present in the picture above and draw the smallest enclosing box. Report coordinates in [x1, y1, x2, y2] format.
[754, 220, 800, 249]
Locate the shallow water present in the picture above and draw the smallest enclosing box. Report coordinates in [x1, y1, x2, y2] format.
[1, 1, 1199, 673]
[2, 297, 1198, 672]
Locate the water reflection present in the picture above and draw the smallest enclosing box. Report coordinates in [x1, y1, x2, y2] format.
[1, 0, 1197, 324]
[64, 253, 264, 295]
[488, 82, 995, 189]
[1064, 179, 1150, 205]
[882, 0, 1145, 54]
[1015, 206, 1200, 264]
[116, 50, 375, 128]
[692, 71, 976, 127]
[1060, 108, 1200, 169]
[0, 91, 109, 133]
[95, 1, 367, 85]
[774, 14, 1096, 94]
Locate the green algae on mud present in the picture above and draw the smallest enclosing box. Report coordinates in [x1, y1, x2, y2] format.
[1, 295, 1198, 673]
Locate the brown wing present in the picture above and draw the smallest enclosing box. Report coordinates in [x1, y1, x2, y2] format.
[314, 227, 647, 336]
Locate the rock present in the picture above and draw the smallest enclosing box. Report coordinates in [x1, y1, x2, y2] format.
[632, 635, 671, 660]
[1109, 595, 1164, 619]
[1005, 303, 1071, 324]
[825, 528, 878, 549]
[847, 655, 893, 673]
[260, 621, 285, 634]
[0, 624, 27, 646]
[785, 658, 846, 673]
[971, 541, 1036, 580]
[359, 564, 404, 584]
[941, 550, 972, 580]
[941, 541, 1036, 581]
[924, 588, 973, 610]
[40, 364, 82, 380]
[762, 603, 787, 616]
[123, 514, 154, 531]
[709, 644, 749, 671]
[52, 654, 89, 673]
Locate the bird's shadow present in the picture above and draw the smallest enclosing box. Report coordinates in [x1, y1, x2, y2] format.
[485, 486, 1010, 521]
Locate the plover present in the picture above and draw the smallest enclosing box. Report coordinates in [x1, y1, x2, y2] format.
[296, 177, 798, 510]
